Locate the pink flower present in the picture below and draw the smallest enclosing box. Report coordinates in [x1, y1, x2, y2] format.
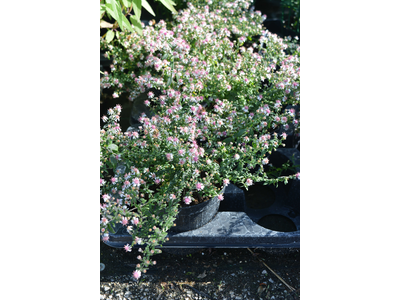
[124, 244, 132, 252]
[121, 217, 129, 226]
[262, 158, 269, 165]
[183, 196, 192, 205]
[234, 154, 240, 160]
[246, 178, 253, 186]
[102, 234, 109, 242]
[196, 182, 204, 191]
[166, 153, 173, 161]
[296, 172, 300, 180]
[217, 194, 224, 201]
[133, 270, 141, 280]
[132, 217, 139, 225]
[131, 131, 139, 139]
[132, 178, 140, 187]
[223, 179, 230, 186]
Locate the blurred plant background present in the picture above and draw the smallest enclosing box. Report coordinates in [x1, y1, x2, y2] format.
[254, 0, 300, 38]
[281, 0, 300, 35]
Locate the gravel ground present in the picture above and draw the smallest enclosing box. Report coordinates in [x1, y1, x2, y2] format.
[100, 242, 300, 300]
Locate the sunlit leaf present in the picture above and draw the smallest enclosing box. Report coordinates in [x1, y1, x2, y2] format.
[142, 0, 155, 16]
[105, 30, 115, 43]
[130, 15, 143, 35]
[100, 20, 114, 29]
[158, 0, 177, 14]
[107, 143, 118, 152]
[131, 0, 142, 20]
[121, 14, 134, 32]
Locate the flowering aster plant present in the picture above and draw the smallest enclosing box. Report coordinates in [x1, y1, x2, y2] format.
[100, 0, 300, 279]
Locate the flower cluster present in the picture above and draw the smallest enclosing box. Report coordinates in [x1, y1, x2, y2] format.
[100, 0, 300, 280]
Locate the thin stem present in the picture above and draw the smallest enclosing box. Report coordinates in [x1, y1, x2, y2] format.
[247, 248, 296, 293]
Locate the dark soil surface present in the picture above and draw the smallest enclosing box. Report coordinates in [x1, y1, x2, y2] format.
[100, 242, 300, 299]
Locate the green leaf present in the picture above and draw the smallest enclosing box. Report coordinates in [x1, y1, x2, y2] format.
[121, 14, 134, 32]
[105, 160, 113, 169]
[110, 156, 118, 166]
[142, 0, 155, 16]
[121, 0, 131, 8]
[105, 30, 115, 43]
[158, 0, 177, 13]
[105, 0, 124, 29]
[167, 75, 172, 87]
[100, 5, 106, 19]
[104, 3, 117, 20]
[107, 223, 116, 234]
[131, 0, 142, 20]
[130, 15, 143, 35]
[107, 143, 118, 152]
[234, 128, 247, 138]
[223, 137, 232, 144]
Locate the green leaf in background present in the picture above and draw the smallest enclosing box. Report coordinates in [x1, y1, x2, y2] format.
[142, 0, 155, 16]
[105, 30, 115, 43]
[158, 0, 177, 14]
[130, 15, 143, 35]
[131, 0, 142, 20]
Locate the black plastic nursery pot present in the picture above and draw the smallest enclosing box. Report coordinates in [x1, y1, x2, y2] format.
[172, 187, 226, 233]
[104, 148, 300, 249]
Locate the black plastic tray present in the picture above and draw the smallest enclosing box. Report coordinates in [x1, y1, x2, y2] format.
[104, 149, 300, 249]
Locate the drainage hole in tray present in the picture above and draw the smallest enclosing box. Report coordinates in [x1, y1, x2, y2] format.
[257, 214, 298, 232]
[244, 184, 275, 209]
